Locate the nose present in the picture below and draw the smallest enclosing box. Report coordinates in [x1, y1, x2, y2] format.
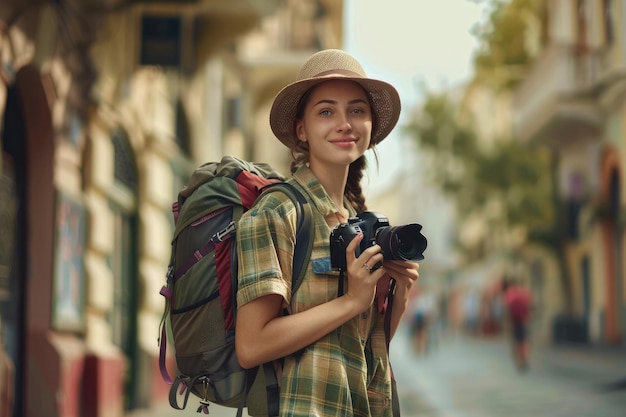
[336, 112, 352, 132]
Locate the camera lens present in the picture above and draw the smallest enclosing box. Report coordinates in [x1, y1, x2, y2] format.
[376, 224, 427, 262]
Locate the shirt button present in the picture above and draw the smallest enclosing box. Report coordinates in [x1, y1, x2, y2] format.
[361, 312, 368, 319]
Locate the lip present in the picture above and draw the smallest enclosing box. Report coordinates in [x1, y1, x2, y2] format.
[330, 138, 357, 147]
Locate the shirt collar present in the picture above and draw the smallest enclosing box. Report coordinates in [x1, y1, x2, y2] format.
[291, 165, 355, 218]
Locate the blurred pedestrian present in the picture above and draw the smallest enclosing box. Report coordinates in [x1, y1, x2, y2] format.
[481, 290, 503, 337]
[501, 277, 532, 371]
[410, 290, 437, 355]
[463, 289, 480, 336]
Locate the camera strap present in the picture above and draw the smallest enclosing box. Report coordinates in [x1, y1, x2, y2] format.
[384, 278, 402, 417]
[337, 270, 345, 297]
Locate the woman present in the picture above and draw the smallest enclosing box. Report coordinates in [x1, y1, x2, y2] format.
[236, 49, 419, 417]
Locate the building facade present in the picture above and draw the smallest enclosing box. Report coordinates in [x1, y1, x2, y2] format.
[513, 0, 626, 345]
[0, 1, 343, 416]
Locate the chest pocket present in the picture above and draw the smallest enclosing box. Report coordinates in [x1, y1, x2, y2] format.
[312, 257, 333, 274]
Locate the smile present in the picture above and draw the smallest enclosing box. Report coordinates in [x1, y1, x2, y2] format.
[330, 139, 357, 147]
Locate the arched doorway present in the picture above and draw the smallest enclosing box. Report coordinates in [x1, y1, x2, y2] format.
[0, 84, 27, 417]
[0, 64, 55, 417]
[600, 147, 623, 344]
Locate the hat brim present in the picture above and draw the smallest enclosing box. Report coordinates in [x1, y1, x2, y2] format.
[270, 75, 401, 148]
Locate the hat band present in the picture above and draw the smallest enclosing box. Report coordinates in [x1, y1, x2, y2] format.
[310, 69, 365, 79]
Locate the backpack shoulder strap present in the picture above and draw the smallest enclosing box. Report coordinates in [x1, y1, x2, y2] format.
[251, 181, 313, 413]
[261, 181, 314, 296]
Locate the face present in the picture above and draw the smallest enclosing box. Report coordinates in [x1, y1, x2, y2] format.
[295, 80, 373, 170]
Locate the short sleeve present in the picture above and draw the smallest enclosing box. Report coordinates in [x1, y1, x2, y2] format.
[236, 194, 298, 308]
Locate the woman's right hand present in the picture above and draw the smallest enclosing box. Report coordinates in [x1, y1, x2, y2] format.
[343, 233, 386, 313]
[237, 233, 387, 368]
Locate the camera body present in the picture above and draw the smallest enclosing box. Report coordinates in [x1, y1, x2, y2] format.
[329, 211, 427, 271]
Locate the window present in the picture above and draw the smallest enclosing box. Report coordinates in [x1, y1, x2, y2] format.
[112, 129, 137, 189]
[566, 172, 586, 239]
[603, 0, 614, 45]
[140, 15, 181, 67]
[576, 0, 588, 54]
[226, 96, 241, 129]
[175, 99, 191, 155]
[108, 128, 139, 409]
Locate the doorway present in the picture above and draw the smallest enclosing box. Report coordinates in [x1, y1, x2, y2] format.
[0, 85, 27, 417]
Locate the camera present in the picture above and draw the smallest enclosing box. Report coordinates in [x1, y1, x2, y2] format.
[329, 211, 427, 271]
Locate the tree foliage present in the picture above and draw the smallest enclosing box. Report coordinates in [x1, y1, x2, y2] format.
[471, 0, 545, 89]
[405, 90, 554, 246]
[403, 0, 559, 262]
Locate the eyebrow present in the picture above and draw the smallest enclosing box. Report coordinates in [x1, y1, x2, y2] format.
[312, 98, 369, 107]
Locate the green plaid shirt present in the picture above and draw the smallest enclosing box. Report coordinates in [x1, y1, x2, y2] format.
[237, 165, 394, 417]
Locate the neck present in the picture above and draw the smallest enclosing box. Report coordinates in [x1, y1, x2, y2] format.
[309, 162, 349, 214]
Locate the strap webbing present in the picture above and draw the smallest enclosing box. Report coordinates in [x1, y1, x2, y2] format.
[384, 278, 402, 417]
[261, 181, 314, 295]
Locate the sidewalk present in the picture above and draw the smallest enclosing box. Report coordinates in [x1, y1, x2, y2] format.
[538, 341, 626, 390]
[127, 333, 626, 417]
[398, 329, 626, 416]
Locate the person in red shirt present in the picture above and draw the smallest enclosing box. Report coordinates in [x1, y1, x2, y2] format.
[501, 278, 532, 371]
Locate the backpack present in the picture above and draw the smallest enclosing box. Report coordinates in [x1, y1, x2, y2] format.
[158, 156, 314, 416]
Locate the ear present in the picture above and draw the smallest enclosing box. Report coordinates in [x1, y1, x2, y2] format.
[295, 122, 307, 142]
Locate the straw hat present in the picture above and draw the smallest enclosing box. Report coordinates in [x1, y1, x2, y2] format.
[269, 49, 401, 147]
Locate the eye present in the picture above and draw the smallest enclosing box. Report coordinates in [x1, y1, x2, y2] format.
[319, 109, 332, 116]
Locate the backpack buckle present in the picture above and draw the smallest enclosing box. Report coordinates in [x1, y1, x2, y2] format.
[215, 221, 236, 242]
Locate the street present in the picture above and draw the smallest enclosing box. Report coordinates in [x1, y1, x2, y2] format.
[134, 325, 626, 417]
[392, 326, 626, 417]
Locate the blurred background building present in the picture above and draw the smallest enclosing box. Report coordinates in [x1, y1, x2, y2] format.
[511, 0, 625, 347]
[0, 0, 624, 416]
[0, 0, 342, 416]
[396, 0, 625, 349]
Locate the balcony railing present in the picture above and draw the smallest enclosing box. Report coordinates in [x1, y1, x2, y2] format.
[512, 44, 604, 144]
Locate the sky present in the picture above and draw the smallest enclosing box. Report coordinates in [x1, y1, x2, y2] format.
[342, 0, 488, 192]
[344, 0, 487, 110]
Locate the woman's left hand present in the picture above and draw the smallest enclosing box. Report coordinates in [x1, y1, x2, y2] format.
[382, 260, 419, 292]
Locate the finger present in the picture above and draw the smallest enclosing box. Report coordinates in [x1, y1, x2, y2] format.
[361, 243, 382, 257]
[384, 259, 417, 269]
[382, 261, 419, 281]
[345, 233, 364, 264]
[384, 260, 419, 271]
[360, 244, 383, 269]
[381, 261, 404, 273]
[364, 253, 384, 272]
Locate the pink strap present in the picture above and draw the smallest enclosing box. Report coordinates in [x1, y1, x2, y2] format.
[158, 285, 173, 385]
